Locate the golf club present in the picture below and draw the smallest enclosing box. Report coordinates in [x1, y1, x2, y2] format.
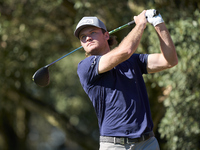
[32, 10, 159, 87]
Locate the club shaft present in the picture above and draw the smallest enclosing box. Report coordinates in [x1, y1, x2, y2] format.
[46, 46, 83, 67]
[108, 20, 135, 35]
[46, 20, 136, 67]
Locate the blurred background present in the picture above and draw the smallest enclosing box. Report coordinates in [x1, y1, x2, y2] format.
[0, 0, 200, 149]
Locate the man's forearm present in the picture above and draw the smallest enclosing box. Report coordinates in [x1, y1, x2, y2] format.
[155, 23, 178, 67]
[117, 23, 146, 56]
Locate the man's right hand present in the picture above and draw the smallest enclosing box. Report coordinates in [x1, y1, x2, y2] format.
[134, 10, 147, 29]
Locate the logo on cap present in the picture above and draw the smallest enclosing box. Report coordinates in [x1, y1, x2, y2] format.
[82, 19, 94, 25]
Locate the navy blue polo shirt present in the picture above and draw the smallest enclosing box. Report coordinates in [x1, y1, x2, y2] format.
[77, 54, 153, 138]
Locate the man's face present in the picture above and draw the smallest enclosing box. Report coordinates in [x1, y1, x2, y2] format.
[79, 26, 109, 56]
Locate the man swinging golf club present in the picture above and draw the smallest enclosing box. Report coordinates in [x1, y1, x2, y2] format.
[75, 9, 178, 150]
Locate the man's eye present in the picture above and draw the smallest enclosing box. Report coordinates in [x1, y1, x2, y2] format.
[80, 35, 86, 40]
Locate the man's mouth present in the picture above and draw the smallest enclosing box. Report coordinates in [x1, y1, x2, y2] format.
[87, 42, 94, 47]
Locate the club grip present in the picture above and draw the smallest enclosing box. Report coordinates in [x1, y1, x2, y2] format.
[128, 10, 159, 26]
[127, 20, 135, 26]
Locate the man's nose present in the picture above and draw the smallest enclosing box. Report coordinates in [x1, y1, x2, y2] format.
[86, 34, 92, 41]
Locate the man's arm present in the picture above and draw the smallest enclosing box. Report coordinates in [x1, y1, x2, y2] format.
[98, 11, 147, 74]
[147, 23, 178, 73]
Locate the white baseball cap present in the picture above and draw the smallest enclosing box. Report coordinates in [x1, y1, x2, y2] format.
[74, 16, 107, 38]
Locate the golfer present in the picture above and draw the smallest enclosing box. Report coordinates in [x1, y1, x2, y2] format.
[75, 9, 178, 150]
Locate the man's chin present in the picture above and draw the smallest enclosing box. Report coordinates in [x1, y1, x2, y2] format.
[87, 47, 98, 53]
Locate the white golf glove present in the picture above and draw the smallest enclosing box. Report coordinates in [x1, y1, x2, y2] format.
[145, 9, 164, 26]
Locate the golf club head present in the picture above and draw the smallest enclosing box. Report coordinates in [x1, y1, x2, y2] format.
[32, 66, 50, 87]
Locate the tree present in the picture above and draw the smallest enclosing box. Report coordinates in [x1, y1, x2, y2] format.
[158, 10, 200, 150]
[1, 0, 200, 149]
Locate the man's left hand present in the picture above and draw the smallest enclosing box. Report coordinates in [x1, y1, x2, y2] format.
[146, 9, 164, 26]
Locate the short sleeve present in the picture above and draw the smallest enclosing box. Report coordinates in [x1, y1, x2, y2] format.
[77, 55, 101, 93]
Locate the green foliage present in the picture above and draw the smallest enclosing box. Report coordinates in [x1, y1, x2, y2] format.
[1, 0, 200, 149]
[157, 10, 200, 150]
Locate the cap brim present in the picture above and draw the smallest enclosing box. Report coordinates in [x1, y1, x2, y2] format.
[74, 25, 101, 38]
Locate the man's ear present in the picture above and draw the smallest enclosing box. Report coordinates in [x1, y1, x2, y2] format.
[104, 31, 110, 40]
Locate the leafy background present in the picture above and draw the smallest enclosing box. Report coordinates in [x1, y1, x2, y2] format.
[0, 0, 200, 149]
